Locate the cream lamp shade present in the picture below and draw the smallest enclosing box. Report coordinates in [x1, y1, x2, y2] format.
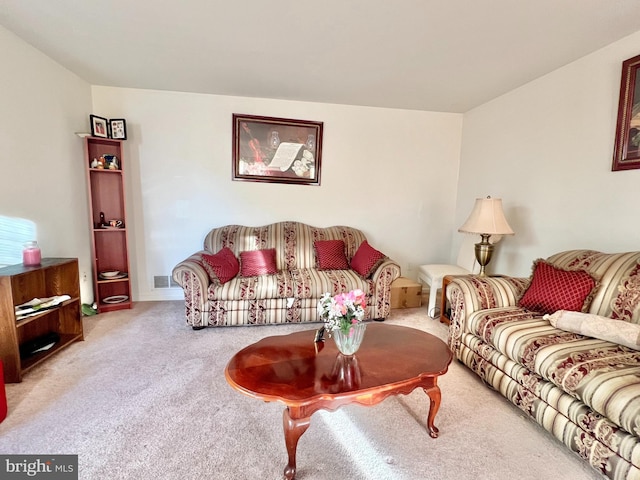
[458, 197, 514, 236]
[458, 196, 514, 276]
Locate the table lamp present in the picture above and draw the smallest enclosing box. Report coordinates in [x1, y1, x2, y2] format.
[458, 196, 514, 276]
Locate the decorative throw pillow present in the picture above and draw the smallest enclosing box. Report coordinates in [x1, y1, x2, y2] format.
[201, 247, 239, 285]
[240, 248, 278, 277]
[314, 240, 349, 270]
[544, 310, 640, 350]
[350, 240, 386, 278]
[518, 259, 597, 314]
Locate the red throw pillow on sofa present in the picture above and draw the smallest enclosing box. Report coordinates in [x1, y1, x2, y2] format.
[202, 247, 239, 285]
[240, 249, 278, 277]
[350, 240, 386, 278]
[314, 240, 349, 270]
[518, 259, 597, 314]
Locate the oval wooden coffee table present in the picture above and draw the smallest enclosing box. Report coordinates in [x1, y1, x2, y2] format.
[225, 323, 453, 480]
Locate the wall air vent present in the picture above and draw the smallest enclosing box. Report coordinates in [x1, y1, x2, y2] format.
[153, 275, 170, 289]
[154, 275, 180, 289]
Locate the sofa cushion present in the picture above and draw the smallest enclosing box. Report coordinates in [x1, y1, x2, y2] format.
[208, 268, 373, 301]
[204, 222, 371, 271]
[314, 240, 349, 270]
[350, 240, 386, 278]
[465, 307, 640, 438]
[545, 310, 640, 351]
[518, 259, 597, 314]
[201, 248, 239, 285]
[240, 248, 278, 277]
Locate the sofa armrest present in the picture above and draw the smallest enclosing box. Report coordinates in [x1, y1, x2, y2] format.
[172, 251, 211, 327]
[368, 259, 402, 319]
[446, 275, 529, 352]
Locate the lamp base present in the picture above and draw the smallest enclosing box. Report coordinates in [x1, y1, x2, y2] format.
[475, 234, 494, 277]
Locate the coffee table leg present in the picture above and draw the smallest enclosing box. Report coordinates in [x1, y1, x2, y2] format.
[283, 407, 311, 480]
[423, 385, 442, 438]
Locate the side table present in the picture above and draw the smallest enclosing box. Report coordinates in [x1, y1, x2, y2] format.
[439, 275, 454, 325]
[439, 274, 505, 325]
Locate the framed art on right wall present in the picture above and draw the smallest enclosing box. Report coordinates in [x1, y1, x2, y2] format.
[612, 54, 640, 171]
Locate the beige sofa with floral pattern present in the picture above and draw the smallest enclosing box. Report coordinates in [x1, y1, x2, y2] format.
[172, 221, 400, 329]
[446, 249, 640, 480]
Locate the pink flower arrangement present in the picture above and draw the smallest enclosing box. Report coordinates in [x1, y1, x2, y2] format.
[317, 289, 367, 336]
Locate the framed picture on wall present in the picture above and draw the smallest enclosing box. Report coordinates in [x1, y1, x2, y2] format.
[232, 114, 323, 185]
[90, 115, 109, 138]
[109, 119, 127, 140]
[612, 54, 640, 171]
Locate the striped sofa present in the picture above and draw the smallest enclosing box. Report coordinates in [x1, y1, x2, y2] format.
[446, 250, 640, 480]
[172, 221, 400, 329]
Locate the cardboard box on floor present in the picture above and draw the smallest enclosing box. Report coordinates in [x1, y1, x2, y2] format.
[390, 277, 422, 309]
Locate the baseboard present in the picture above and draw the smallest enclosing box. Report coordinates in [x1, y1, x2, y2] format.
[137, 290, 184, 302]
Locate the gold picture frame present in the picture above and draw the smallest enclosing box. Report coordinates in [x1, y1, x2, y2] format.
[612, 54, 640, 171]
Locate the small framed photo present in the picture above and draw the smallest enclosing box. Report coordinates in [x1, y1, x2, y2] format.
[109, 119, 127, 140]
[90, 115, 109, 138]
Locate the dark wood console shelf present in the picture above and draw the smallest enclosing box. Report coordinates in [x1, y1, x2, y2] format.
[0, 258, 84, 383]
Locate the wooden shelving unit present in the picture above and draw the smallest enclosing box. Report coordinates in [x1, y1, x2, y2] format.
[0, 258, 83, 383]
[84, 137, 132, 313]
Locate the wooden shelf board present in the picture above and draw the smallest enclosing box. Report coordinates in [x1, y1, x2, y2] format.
[97, 278, 129, 284]
[20, 332, 84, 374]
[89, 168, 122, 173]
[98, 300, 132, 313]
[15, 297, 81, 328]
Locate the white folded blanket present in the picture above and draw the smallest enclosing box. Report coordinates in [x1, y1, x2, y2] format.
[544, 310, 640, 351]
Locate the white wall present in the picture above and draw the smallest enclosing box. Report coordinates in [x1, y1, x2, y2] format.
[91, 87, 463, 300]
[0, 26, 94, 301]
[457, 30, 640, 277]
[7, 20, 639, 304]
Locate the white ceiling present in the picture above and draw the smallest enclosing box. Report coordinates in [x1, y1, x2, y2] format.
[2, 0, 640, 113]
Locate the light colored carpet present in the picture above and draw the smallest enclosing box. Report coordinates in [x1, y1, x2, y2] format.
[0, 301, 603, 480]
